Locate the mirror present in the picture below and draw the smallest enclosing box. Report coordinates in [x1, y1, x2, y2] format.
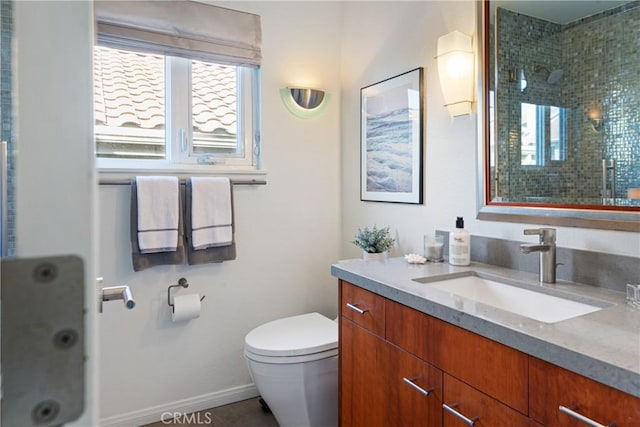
[477, 1, 640, 231]
[0, 1, 14, 256]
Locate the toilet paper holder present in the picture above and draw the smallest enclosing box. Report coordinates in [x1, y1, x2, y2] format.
[168, 278, 205, 312]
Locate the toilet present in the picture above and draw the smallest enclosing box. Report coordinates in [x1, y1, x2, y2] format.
[244, 312, 338, 427]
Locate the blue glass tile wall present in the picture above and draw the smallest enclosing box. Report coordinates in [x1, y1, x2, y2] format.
[494, 3, 639, 204]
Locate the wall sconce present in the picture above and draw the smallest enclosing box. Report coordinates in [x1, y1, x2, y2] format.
[436, 30, 474, 117]
[508, 67, 527, 92]
[280, 87, 327, 119]
[589, 118, 603, 133]
[587, 107, 604, 133]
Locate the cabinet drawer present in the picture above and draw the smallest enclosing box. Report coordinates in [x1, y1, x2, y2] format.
[340, 280, 385, 336]
[529, 357, 640, 427]
[443, 374, 532, 427]
[385, 298, 431, 361]
[386, 298, 528, 414]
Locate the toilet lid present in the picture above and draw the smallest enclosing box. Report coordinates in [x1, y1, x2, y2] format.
[245, 312, 338, 357]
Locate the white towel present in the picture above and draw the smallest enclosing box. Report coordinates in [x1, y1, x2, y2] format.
[190, 177, 233, 250]
[136, 176, 180, 254]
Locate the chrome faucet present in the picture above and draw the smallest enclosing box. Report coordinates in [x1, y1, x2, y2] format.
[520, 228, 557, 284]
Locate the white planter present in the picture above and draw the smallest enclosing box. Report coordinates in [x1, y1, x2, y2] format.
[362, 251, 388, 261]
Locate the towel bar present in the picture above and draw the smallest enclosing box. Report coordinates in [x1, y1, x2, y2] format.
[100, 178, 266, 186]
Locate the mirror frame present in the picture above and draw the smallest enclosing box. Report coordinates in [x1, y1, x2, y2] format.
[475, 1, 640, 232]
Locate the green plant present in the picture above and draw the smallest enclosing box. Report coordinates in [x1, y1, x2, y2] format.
[352, 225, 395, 253]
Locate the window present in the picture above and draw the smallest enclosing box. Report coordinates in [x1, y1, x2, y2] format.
[94, 46, 258, 169]
[94, 1, 262, 172]
[520, 103, 567, 166]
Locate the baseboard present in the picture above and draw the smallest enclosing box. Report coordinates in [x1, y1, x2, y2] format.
[99, 384, 259, 427]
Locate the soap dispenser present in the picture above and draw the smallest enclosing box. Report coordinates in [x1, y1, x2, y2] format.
[449, 217, 470, 266]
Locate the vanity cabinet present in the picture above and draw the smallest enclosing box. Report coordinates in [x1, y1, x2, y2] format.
[340, 281, 442, 427]
[529, 357, 640, 426]
[339, 279, 640, 427]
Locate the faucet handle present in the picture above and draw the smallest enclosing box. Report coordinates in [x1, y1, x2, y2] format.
[523, 228, 543, 236]
[524, 228, 556, 243]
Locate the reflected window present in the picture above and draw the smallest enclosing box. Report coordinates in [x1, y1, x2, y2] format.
[521, 103, 542, 165]
[521, 103, 567, 166]
[489, 90, 495, 167]
[549, 106, 566, 161]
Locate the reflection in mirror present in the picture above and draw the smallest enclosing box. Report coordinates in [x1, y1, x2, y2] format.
[0, 1, 14, 256]
[479, 0, 640, 231]
[518, 103, 568, 167]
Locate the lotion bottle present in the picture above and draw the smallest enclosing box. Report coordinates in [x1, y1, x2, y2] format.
[449, 217, 470, 266]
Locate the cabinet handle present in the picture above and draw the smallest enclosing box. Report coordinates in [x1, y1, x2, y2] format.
[559, 405, 611, 427]
[402, 377, 434, 396]
[442, 403, 478, 426]
[346, 303, 368, 315]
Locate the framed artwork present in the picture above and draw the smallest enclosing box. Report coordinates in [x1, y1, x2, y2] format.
[360, 67, 423, 204]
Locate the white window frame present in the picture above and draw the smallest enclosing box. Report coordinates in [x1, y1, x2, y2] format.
[96, 50, 262, 176]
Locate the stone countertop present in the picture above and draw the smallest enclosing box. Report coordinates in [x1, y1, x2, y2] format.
[331, 257, 640, 398]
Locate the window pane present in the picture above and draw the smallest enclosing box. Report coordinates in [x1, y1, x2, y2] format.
[549, 106, 566, 161]
[94, 46, 165, 159]
[489, 90, 495, 167]
[520, 103, 538, 165]
[191, 60, 239, 156]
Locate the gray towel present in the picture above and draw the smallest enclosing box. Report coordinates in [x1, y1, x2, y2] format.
[130, 178, 185, 271]
[185, 178, 236, 264]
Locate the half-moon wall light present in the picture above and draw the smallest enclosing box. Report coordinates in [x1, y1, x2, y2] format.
[280, 87, 328, 118]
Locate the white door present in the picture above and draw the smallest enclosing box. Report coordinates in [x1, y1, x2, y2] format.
[12, 2, 98, 426]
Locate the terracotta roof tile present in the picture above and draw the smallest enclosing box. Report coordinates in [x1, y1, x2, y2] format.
[93, 46, 237, 135]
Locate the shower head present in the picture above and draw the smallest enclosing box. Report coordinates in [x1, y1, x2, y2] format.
[534, 64, 563, 85]
[547, 69, 563, 85]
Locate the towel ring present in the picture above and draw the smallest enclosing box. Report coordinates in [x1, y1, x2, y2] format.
[167, 278, 205, 312]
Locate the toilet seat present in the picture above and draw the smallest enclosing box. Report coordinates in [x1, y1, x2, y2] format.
[244, 312, 338, 364]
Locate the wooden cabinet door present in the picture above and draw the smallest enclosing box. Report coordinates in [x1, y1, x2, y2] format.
[340, 318, 387, 427]
[384, 342, 443, 427]
[443, 374, 532, 427]
[529, 357, 640, 427]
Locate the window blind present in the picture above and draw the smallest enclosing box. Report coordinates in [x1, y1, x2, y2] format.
[94, 1, 261, 67]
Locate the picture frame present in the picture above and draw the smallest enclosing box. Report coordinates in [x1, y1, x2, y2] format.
[360, 67, 424, 204]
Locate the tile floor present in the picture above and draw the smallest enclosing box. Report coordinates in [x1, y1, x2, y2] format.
[142, 397, 279, 427]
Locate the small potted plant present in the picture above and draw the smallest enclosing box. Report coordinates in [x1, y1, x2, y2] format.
[352, 225, 395, 260]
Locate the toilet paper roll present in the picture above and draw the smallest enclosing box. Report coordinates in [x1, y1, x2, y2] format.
[172, 293, 202, 322]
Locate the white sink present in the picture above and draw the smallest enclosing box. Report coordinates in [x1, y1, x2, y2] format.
[417, 274, 607, 323]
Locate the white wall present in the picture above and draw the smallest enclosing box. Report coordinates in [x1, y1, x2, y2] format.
[340, 1, 640, 260]
[98, 1, 342, 423]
